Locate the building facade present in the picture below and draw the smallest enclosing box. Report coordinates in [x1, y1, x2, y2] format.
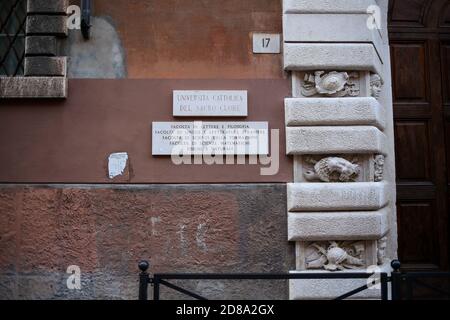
[0, 0, 448, 299]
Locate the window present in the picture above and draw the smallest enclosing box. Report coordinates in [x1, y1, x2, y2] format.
[0, 0, 27, 76]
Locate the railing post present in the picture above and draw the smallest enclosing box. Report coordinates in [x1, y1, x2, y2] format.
[391, 259, 402, 300]
[380, 272, 388, 300]
[153, 275, 160, 301]
[138, 260, 150, 300]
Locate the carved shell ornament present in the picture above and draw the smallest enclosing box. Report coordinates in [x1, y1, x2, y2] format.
[315, 71, 348, 95]
[306, 241, 365, 271]
[301, 71, 360, 97]
[304, 157, 360, 182]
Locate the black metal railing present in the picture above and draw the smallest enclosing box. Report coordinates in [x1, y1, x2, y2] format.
[0, 0, 27, 76]
[138, 260, 450, 300]
[390, 260, 450, 300]
[138, 261, 389, 301]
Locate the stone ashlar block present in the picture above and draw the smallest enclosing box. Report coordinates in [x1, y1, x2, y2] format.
[284, 43, 383, 76]
[283, 13, 383, 58]
[25, 57, 66, 76]
[26, 15, 68, 36]
[27, 0, 69, 13]
[286, 126, 387, 155]
[285, 97, 386, 130]
[283, 0, 378, 14]
[287, 182, 389, 212]
[25, 36, 57, 56]
[0, 77, 67, 98]
[287, 207, 390, 241]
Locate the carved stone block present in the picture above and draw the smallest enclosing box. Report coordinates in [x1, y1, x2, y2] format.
[25, 57, 67, 76]
[283, 13, 383, 59]
[287, 207, 390, 241]
[285, 97, 386, 130]
[286, 126, 387, 155]
[284, 43, 383, 75]
[294, 154, 383, 183]
[26, 15, 68, 36]
[25, 36, 57, 56]
[283, 0, 379, 14]
[373, 154, 385, 182]
[295, 240, 378, 271]
[292, 71, 382, 98]
[27, 0, 69, 13]
[287, 182, 389, 211]
[0, 77, 67, 98]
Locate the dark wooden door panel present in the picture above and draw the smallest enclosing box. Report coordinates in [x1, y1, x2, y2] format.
[397, 201, 440, 269]
[391, 43, 429, 102]
[390, 0, 449, 271]
[394, 121, 432, 181]
[389, 0, 430, 27]
[441, 42, 450, 104]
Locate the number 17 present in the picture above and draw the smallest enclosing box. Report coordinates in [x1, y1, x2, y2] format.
[262, 38, 271, 48]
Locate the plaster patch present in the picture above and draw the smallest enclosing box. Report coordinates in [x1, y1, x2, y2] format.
[67, 17, 127, 78]
[108, 152, 128, 179]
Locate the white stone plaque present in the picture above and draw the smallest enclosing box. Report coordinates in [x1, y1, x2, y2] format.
[173, 90, 248, 117]
[252, 33, 281, 54]
[152, 122, 269, 155]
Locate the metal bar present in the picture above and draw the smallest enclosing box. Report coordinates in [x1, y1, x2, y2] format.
[153, 275, 160, 301]
[139, 273, 149, 301]
[380, 273, 389, 301]
[413, 278, 450, 296]
[138, 260, 150, 301]
[334, 283, 371, 300]
[152, 273, 375, 280]
[406, 276, 413, 300]
[390, 260, 402, 300]
[160, 279, 208, 300]
[81, 0, 91, 39]
[399, 272, 450, 278]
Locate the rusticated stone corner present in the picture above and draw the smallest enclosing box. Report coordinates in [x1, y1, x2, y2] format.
[25, 36, 57, 56]
[26, 15, 68, 36]
[25, 57, 67, 76]
[0, 77, 68, 98]
[27, 0, 69, 14]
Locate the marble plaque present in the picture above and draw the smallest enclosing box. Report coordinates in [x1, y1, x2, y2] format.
[253, 33, 281, 54]
[173, 90, 248, 117]
[152, 121, 269, 155]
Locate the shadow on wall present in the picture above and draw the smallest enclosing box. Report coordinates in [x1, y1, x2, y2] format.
[66, 16, 127, 78]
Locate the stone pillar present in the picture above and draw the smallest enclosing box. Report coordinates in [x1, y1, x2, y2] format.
[283, 0, 397, 299]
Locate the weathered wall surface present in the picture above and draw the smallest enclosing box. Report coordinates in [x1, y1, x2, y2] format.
[67, 0, 283, 79]
[0, 184, 292, 299]
[1, 0, 290, 300]
[0, 79, 291, 183]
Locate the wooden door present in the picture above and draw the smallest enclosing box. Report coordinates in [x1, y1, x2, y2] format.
[389, 0, 450, 271]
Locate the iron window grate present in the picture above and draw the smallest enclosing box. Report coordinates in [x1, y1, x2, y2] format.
[0, 0, 27, 77]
